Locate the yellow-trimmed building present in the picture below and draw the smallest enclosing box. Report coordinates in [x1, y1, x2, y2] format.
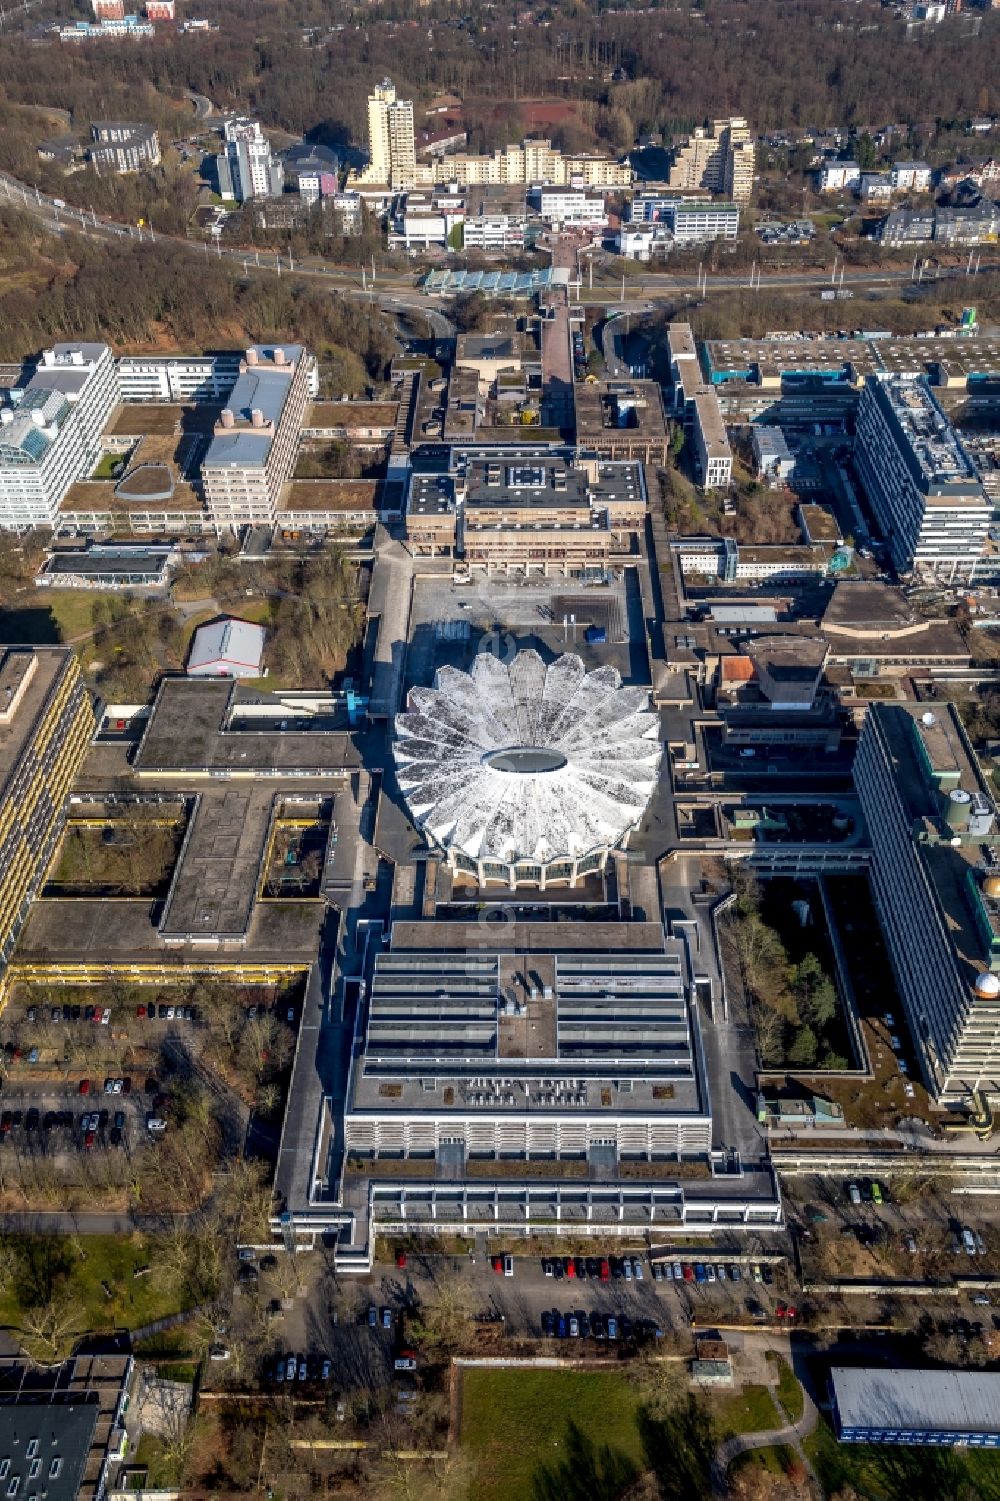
[0, 647, 93, 969]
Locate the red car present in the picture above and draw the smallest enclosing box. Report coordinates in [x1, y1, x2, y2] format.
[84, 1130, 95, 1149]
[78, 1079, 90, 1096]
[599, 1258, 610, 1282]
[682, 1264, 695, 1282]
[136, 1005, 146, 1018]
[786, 1306, 798, 1320]
[565, 1258, 576, 1279]
[492, 1255, 504, 1274]
[396, 1250, 407, 1269]
[775, 1303, 787, 1319]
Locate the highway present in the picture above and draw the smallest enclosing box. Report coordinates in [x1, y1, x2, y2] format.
[2, 167, 995, 310]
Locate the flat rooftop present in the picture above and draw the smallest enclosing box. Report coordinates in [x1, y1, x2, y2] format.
[350, 936, 706, 1119]
[0, 649, 75, 798]
[58, 479, 203, 514]
[870, 375, 982, 497]
[280, 480, 380, 513]
[134, 678, 359, 774]
[159, 786, 271, 939]
[574, 380, 669, 446]
[456, 332, 522, 364]
[304, 402, 398, 429]
[15, 892, 323, 966]
[832, 1366, 1000, 1437]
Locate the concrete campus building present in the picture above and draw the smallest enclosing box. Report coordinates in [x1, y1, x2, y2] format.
[0, 343, 118, 529]
[853, 374, 990, 580]
[200, 344, 317, 527]
[855, 700, 1000, 1104]
[0, 648, 93, 970]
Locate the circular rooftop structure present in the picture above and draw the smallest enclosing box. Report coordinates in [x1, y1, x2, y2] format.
[394, 649, 662, 888]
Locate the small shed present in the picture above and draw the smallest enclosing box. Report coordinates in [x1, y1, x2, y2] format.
[187, 618, 265, 679]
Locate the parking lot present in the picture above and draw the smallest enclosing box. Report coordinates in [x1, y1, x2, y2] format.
[0, 983, 300, 1204]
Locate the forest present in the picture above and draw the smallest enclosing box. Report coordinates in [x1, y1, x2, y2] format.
[0, 206, 398, 371]
[0, 0, 996, 163]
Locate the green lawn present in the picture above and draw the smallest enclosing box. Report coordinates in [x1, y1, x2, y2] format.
[732, 1443, 798, 1479]
[770, 1354, 805, 1423]
[0, 1235, 195, 1359]
[91, 451, 128, 480]
[459, 1368, 646, 1501]
[805, 1412, 1000, 1500]
[711, 1385, 781, 1441]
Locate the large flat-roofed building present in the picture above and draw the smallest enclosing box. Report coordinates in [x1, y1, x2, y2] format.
[346, 925, 713, 1162]
[405, 454, 645, 572]
[831, 1367, 1000, 1447]
[0, 648, 94, 969]
[821, 580, 971, 678]
[201, 345, 316, 529]
[0, 1354, 134, 1501]
[574, 380, 669, 464]
[692, 387, 732, 489]
[0, 344, 118, 528]
[116, 353, 242, 404]
[853, 374, 989, 579]
[855, 701, 1000, 1102]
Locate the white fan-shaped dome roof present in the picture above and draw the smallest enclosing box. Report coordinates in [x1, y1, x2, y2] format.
[393, 650, 662, 866]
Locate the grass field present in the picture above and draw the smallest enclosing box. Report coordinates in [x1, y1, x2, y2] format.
[0, 1234, 193, 1359]
[711, 1385, 781, 1440]
[804, 1412, 1000, 1499]
[0, 590, 121, 645]
[459, 1368, 646, 1501]
[769, 1354, 805, 1423]
[732, 1443, 798, 1479]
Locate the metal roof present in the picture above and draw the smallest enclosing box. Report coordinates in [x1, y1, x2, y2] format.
[187, 618, 265, 673]
[394, 650, 662, 866]
[832, 1367, 1000, 1437]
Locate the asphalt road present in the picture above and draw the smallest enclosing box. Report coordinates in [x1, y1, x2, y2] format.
[2, 168, 994, 307]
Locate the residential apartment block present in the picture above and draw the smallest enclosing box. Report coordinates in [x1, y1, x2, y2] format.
[856, 701, 1000, 1103]
[201, 345, 316, 528]
[220, 119, 283, 202]
[89, 121, 160, 174]
[0, 648, 94, 970]
[352, 80, 630, 191]
[854, 373, 989, 579]
[668, 118, 755, 202]
[0, 343, 118, 528]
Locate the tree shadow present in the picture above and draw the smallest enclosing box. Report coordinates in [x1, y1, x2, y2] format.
[638, 1397, 715, 1501]
[530, 1419, 639, 1501]
[863, 1443, 1000, 1501]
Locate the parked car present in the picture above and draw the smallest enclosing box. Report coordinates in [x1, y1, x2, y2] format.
[381, 1307, 392, 1330]
[607, 1317, 618, 1341]
[367, 1306, 377, 1327]
[541, 1311, 555, 1336]
[503, 1254, 514, 1277]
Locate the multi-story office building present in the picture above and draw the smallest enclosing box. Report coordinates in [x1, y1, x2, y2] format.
[201, 344, 316, 529]
[534, 187, 608, 228]
[665, 324, 732, 488]
[629, 196, 739, 240]
[854, 374, 989, 579]
[855, 701, 1000, 1103]
[668, 118, 755, 202]
[0, 343, 117, 529]
[461, 186, 527, 252]
[116, 353, 243, 404]
[220, 119, 283, 202]
[89, 121, 160, 174]
[0, 648, 94, 971]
